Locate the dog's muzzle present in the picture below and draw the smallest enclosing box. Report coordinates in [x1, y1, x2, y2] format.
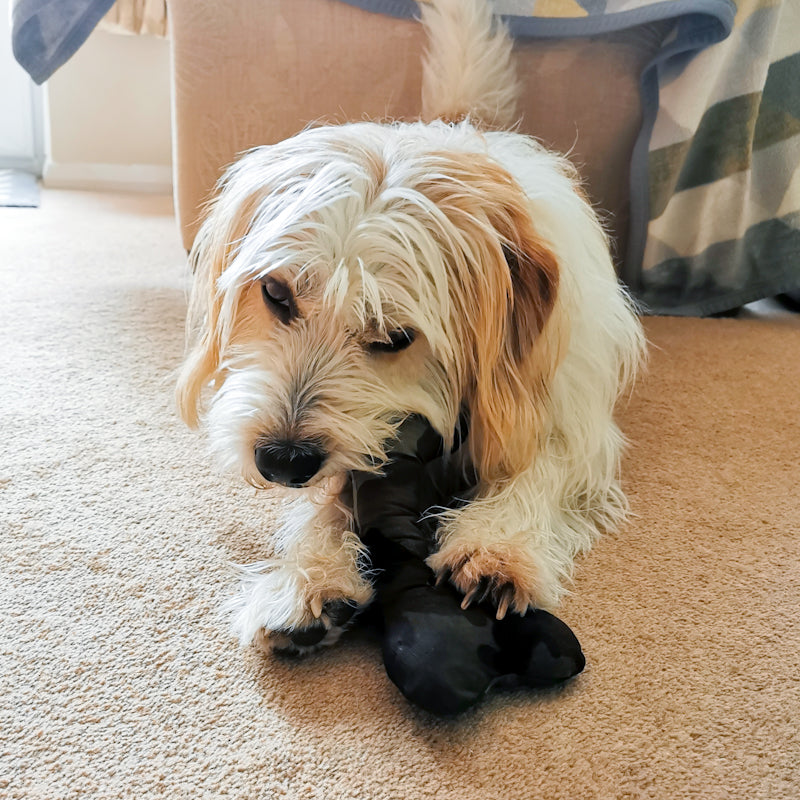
[254, 440, 326, 487]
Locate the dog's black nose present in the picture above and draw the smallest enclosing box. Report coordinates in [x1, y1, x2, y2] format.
[254, 440, 325, 487]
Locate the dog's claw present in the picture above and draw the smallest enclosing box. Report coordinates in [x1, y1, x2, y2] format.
[309, 595, 324, 619]
[477, 576, 493, 605]
[462, 576, 492, 609]
[495, 584, 514, 620]
[437, 554, 526, 618]
[460, 584, 479, 610]
[439, 556, 468, 586]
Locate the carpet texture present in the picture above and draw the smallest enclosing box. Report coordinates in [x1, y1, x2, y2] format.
[2, 191, 799, 799]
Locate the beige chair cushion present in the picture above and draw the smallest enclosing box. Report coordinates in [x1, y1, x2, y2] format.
[169, 0, 662, 264]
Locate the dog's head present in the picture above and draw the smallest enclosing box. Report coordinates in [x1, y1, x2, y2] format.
[177, 122, 562, 490]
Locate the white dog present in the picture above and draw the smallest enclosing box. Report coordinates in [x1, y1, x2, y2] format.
[177, 0, 645, 652]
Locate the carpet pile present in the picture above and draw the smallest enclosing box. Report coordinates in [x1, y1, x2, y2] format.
[1, 191, 798, 799]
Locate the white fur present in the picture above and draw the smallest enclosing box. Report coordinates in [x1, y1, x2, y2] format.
[420, 0, 520, 126]
[224, 495, 373, 647]
[178, 0, 645, 646]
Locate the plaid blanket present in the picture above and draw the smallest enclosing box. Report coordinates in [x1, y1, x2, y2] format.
[344, 0, 800, 315]
[638, 0, 800, 314]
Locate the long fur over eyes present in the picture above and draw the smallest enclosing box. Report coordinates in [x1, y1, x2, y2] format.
[177, 125, 574, 481]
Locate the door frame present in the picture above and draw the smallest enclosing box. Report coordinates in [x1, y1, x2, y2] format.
[0, 82, 47, 175]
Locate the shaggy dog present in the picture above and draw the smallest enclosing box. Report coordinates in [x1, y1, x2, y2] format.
[177, 0, 645, 652]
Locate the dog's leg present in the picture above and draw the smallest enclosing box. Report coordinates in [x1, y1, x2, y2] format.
[429, 435, 628, 617]
[226, 495, 373, 655]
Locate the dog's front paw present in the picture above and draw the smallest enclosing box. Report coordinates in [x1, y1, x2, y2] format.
[427, 543, 545, 619]
[253, 600, 361, 657]
[225, 560, 372, 651]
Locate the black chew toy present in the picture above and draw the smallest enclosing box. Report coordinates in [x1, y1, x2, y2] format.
[351, 415, 585, 716]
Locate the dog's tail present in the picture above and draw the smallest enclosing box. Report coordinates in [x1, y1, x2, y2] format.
[419, 0, 519, 128]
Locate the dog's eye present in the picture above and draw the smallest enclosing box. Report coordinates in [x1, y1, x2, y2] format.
[369, 329, 416, 354]
[261, 278, 295, 323]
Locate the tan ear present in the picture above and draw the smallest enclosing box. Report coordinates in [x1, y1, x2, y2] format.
[175, 184, 264, 428]
[468, 206, 562, 483]
[497, 210, 560, 361]
[175, 219, 225, 428]
[416, 151, 562, 482]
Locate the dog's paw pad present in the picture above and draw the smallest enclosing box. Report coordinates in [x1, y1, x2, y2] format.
[322, 599, 360, 627]
[254, 599, 362, 657]
[286, 620, 329, 648]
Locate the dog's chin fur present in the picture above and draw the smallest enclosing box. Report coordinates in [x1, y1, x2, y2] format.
[176, 0, 646, 648]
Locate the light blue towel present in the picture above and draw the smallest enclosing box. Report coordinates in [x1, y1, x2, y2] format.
[11, 0, 116, 84]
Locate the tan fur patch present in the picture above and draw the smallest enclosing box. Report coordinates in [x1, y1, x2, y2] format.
[427, 542, 546, 615]
[416, 151, 564, 482]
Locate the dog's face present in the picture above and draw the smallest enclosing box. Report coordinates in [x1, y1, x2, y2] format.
[177, 123, 561, 490]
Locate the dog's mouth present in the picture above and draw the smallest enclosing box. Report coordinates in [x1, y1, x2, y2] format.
[249, 415, 408, 490]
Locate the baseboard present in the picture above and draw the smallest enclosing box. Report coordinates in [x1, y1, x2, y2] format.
[43, 161, 173, 193]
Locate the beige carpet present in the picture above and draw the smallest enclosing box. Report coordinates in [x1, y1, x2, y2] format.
[2, 190, 799, 800]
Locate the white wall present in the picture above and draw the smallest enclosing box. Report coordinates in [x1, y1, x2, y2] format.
[0, 0, 45, 172]
[44, 28, 173, 192]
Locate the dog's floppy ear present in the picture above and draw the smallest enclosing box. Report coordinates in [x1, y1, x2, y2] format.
[468, 193, 562, 483]
[175, 216, 227, 428]
[499, 228, 559, 363]
[417, 151, 562, 482]
[175, 159, 268, 428]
